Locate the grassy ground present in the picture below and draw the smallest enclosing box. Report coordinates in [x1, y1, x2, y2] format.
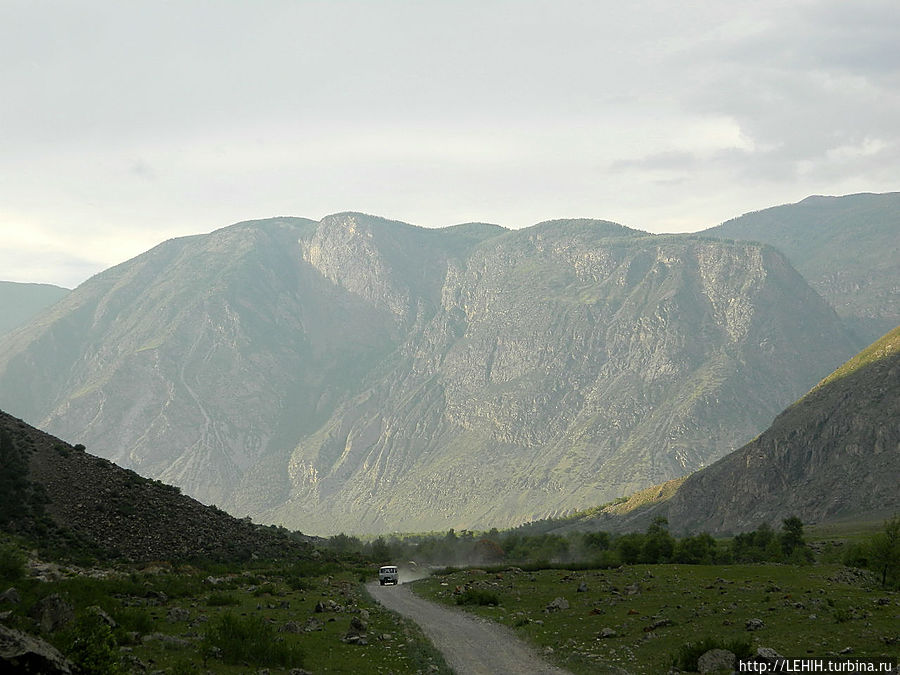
[1, 556, 451, 674]
[411, 563, 899, 674]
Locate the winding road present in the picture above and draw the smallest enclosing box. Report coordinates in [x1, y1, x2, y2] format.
[367, 581, 573, 675]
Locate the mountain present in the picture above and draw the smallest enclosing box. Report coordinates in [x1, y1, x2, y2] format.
[0, 212, 860, 534]
[0, 408, 314, 561]
[701, 192, 900, 344]
[561, 325, 900, 535]
[0, 281, 69, 337]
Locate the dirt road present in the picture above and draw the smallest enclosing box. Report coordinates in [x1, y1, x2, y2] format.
[367, 581, 573, 675]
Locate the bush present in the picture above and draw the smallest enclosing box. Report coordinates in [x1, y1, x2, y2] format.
[112, 607, 155, 635]
[63, 613, 123, 675]
[204, 612, 304, 667]
[206, 592, 242, 607]
[455, 588, 499, 606]
[0, 542, 25, 583]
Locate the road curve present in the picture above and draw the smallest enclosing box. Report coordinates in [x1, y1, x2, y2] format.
[367, 581, 573, 675]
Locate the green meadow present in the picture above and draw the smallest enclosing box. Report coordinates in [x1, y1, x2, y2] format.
[411, 562, 899, 674]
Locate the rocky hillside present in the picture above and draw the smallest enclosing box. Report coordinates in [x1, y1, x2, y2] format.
[701, 192, 900, 344]
[0, 213, 860, 534]
[0, 409, 314, 561]
[562, 325, 900, 535]
[0, 281, 68, 336]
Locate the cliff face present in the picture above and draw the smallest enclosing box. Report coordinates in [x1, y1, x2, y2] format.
[702, 192, 900, 344]
[657, 326, 900, 535]
[0, 213, 860, 534]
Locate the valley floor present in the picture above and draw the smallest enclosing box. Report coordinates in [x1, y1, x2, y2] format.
[409, 563, 899, 674]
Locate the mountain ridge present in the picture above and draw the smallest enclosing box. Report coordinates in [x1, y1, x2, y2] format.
[701, 191, 900, 343]
[0, 206, 869, 534]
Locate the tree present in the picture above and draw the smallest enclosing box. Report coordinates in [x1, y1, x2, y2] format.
[641, 517, 675, 563]
[780, 516, 811, 561]
[370, 537, 391, 563]
[869, 516, 900, 587]
[674, 533, 716, 564]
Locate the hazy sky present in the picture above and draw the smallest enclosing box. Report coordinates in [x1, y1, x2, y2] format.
[2, 1, 898, 288]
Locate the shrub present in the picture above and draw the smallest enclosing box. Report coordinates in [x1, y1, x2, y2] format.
[206, 592, 241, 607]
[63, 613, 124, 675]
[0, 542, 26, 583]
[112, 607, 155, 636]
[455, 588, 499, 606]
[204, 612, 304, 667]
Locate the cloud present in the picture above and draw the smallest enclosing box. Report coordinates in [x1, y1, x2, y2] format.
[666, 0, 900, 183]
[1, 1, 898, 286]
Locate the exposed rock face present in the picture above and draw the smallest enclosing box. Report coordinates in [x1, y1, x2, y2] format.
[702, 192, 900, 344]
[660, 326, 900, 534]
[0, 213, 860, 533]
[571, 327, 900, 535]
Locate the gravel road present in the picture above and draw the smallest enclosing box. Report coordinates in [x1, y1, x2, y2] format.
[367, 581, 574, 675]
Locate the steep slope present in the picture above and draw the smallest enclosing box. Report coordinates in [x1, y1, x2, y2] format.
[0, 214, 503, 512]
[0, 213, 859, 534]
[701, 192, 900, 344]
[0, 409, 314, 561]
[563, 326, 900, 535]
[663, 325, 900, 534]
[266, 223, 859, 532]
[0, 281, 69, 336]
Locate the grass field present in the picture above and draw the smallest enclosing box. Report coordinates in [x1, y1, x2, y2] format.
[2, 557, 451, 674]
[411, 563, 899, 674]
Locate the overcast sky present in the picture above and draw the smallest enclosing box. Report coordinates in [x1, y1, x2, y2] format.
[2, 0, 898, 288]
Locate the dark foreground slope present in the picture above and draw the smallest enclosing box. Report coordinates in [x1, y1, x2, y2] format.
[702, 192, 900, 343]
[0, 409, 314, 561]
[565, 325, 900, 535]
[0, 213, 860, 533]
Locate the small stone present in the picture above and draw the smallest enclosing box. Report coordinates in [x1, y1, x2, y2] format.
[745, 618, 764, 631]
[545, 597, 569, 612]
[166, 607, 190, 623]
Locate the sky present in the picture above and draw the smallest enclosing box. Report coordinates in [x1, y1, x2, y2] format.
[1, 0, 898, 289]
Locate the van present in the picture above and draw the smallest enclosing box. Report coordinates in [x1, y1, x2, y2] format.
[378, 565, 399, 585]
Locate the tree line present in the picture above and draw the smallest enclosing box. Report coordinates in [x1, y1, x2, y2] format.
[325, 515, 900, 588]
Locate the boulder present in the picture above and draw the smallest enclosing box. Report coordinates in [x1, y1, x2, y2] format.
[697, 648, 735, 673]
[166, 607, 190, 623]
[29, 594, 74, 633]
[545, 597, 570, 612]
[0, 624, 73, 674]
[0, 588, 20, 605]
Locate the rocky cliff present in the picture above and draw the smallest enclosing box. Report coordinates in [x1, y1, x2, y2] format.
[662, 325, 900, 534]
[0, 212, 861, 533]
[701, 192, 900, 344]
[560, 326, 900, 535]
